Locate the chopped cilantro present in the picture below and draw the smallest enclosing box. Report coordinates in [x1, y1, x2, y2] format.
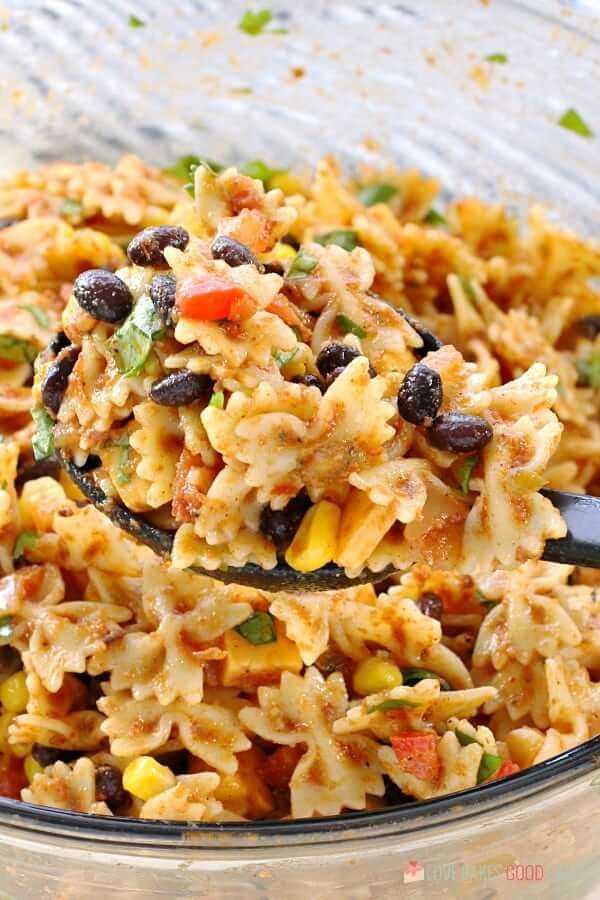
[238, 9, 273, 36]
[477, 751, 503, 783]
[357, 183, 398, 207]
[128, 14, 145, 28]
[558, 108, 593, 138]
[209, 391, 225, 409]
[335, 313, 367, 339]
[314, 229, 359, 252]
[401, 667, 450, 691]
[485, 53, 508, 63]
[109, 295, 163, 376]
[273, 347, 298, 368]
[0, 614, 12, 638]
[31, 407, 55, 461]
[456, 455, 479, 495]
[19, 303, 49, 329]
[241, 159, 286, 187]
[576, 354, 600, 388]
[367, 698, 420, 714]
[0, 335, 38, 365]
[236, 611, 276, 644]
[423, 208, 447, 226]
[61, 197, 84, 222]
[287, 247, 318, 280]
[13, 530, 38, 559]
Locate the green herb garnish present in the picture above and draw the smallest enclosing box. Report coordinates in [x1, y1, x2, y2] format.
[314, 229, 359, 252]
[163, 154, 224, 187]
[477, 751, 503, 783]
[454, 728, 478, 747]
[475, 588, 498, 612]
[357, 183, 398, 207]
[401, 667, 450, 691]
[19, 303, 49, 329]
[0, 614, 12, 639]
[31, 407, 55, 461]
[113, 435, 132, 485]
[209, 391, 225, 409]
[60, 197, 83, 223]
[456, 455, 479, 495]
[236, 611, 276, 644]
[238, 9, 273, 36]
[13, 530, 38, 559]
[576, 354, 600, 388]
[287, 247, 318, 280]
[109, 295, 164, 376]
[128, 14, 145, 28]
[367, 698, 420, 714]
[335, 314, 367, 339]
[241, 159, 286, 187]
[423, 209, 447, 226]
[558, 108, 593, 138]
[485, 53, 508, 64]
[273, 347, 298, 368]
[459, 275, 476, 301]
[0, 335, 38, 365]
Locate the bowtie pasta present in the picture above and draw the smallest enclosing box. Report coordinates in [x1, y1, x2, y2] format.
[0, 152, 597, 821]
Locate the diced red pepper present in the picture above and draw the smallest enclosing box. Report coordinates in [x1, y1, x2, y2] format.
[0, 756, 27, 799]
[391, 731, 441, 783]
[229, 292, 258, 322]
[177, 276, 246, 321]
[490, 760, 520, 781]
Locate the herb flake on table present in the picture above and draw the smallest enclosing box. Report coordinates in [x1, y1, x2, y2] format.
[238, 9, 273, 36]
[558, 108, 593, 138]
[128, 14, 145, 28]
[485, 53, 508, 64]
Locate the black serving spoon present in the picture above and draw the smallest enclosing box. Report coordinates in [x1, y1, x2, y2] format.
[58, 451, 600, 591]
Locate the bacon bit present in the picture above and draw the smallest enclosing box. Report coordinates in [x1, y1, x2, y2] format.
[391, 731, 441, 783]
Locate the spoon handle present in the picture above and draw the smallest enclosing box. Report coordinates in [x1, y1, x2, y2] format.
[541, 489, 600, 569]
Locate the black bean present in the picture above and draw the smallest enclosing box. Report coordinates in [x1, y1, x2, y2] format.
[416, 592, 443, 621]
[316, 343, 361, 378]
[383, 775, 413, 806]
[41, 345, 80, 415]
[397, 363, 442, 425]
[127, 225, 189, 268]
[31, 744, 79, 767]
[49, 331, 71, 355]
[262, 261, 285, 275]
[579, 315, 600, 339]
[325, 366, 348, 388]
[149, 369, 213, 406]
[149, 274, 177, 327]
[259, 492, 312, 550]
[0, 217, 20, 229]
[427, 413, 493, 453]
[16, 457, 61, 488]
[211, 235, 258, 268]
[291, 373, 324, 392]
[73, 269, 133, 323]
[95, 765, 127, 812]
[398, 309, 444, 358]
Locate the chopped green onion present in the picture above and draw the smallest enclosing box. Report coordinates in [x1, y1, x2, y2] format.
[128, 14, 145, 28]
[477, 751, 503, 783]
[114, 436, 132, 485]
[367, 698, 420, 714]
[423, 209, 447, 226]
[273, 347, 298, 368]
[61, 197, 84, 222]
[236, 611, 276, 644]
[18, 303, 49, 329]
[241, 159, 286, 187]
[335, 314, 367, 339]
[315, 229, 359, 252]
[0, 335, 38, 365]
[475, 588, 498, 612]
[576, 354, 600, 388]
[401, 667, 450, 691]
[485, 53, 508, 63]
[0, 614, 12, 639]
[455, 728, 478, 747]
[238, 9, 273, 36]
[31, 407, 55, 461]
[357, 183, 398, 207]
[209, 391, 225, 409]
[558, 108, 593, 138]
[163, 155, 224, 183]
[13, 530, 38, 559]
[456, 455, 479, 495]
[109, 295, 163, 376]
[459, 275, 476, 301]
[287, 247, 318, 280]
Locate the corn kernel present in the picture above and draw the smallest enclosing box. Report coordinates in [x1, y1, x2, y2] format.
[285, 500, 341, 573]
[505, 727, 545, 769]
[353, 657, 403, 696]
[122, 756, 176, 801]
[0, 712, 13, 751]
[10, 741, 32, 758]
[24, 755, 44, 783]
[0, 671, 29, 713]
[269, 173, 304, 196]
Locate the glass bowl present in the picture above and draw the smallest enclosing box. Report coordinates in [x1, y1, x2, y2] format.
[0, 0, 599, 896]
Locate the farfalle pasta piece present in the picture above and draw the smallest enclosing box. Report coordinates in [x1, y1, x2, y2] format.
[240, 667, 384, 817]
[10, 709, 105, 752]
[171, 523, 277, 571]
[21, 758, 112, 815]
[129, 401, 183, 507]
[139, 772, 224, 821]
[379, 730, 484, 801]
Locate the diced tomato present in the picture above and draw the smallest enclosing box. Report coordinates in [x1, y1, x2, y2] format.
[391, 731, 440, 783]
[177, 276, 245, 321]
[262, 745, 304, 791]
[0, 756, 27, 799]
[229, 292, 258, 322]
[490, 760, 520, 781]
